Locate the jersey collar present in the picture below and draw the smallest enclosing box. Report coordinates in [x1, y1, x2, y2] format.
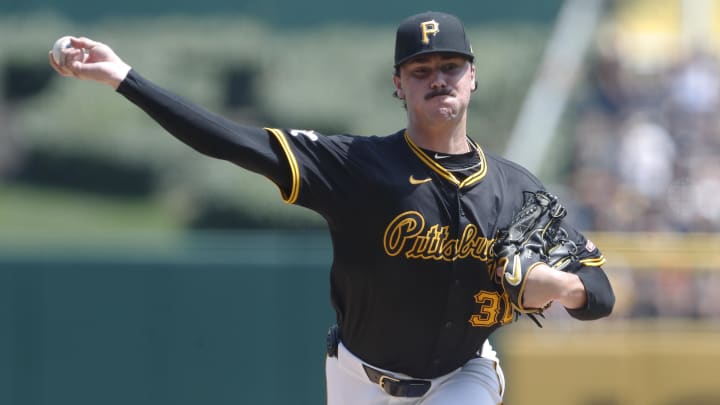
[404, 131, 488, 188]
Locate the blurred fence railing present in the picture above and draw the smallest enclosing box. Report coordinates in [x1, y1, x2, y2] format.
[588, 232, 720, 271]
[0, 230, 334, 405]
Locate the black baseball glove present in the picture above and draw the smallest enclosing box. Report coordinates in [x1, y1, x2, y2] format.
[491, 190, 572, 318]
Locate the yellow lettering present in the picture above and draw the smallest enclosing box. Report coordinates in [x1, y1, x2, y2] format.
[473, 237, 494, 262]
[383, 211, 425, 256]
[425, 225, 438, 254]
[383, 211, 495, 263]
[441, 238, 457, 259]
[425, 225, 445, 257]
[406, 234, 429, 259]
[458, 225, 479, 258]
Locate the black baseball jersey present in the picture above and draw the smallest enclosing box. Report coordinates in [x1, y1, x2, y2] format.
[118, 70, 614, 379]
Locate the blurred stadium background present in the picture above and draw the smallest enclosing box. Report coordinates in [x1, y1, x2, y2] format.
[1, 0, 720, 404]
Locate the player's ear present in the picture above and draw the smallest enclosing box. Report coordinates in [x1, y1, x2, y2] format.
[393, 74, 404, 99]
[470, 64, 477, 92]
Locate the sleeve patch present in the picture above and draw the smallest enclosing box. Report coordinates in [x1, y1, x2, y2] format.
[585, 239, 596, 252]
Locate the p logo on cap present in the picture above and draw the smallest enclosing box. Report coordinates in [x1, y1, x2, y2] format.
[420, 20, 440, 44]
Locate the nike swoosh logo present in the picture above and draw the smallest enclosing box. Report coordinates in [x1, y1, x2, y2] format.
[504, 255, 523, 286]
[434, 153, 451, 159]
[409, 175, 432, 185]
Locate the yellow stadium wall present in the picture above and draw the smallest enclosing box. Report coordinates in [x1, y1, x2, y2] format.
[500, 321, 720, 405]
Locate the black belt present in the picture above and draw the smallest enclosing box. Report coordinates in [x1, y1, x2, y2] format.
[326, 325, 431, 398]
[362, 364, 432, 398]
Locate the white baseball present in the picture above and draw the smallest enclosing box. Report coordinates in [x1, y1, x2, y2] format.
[51, 36, 78, 65]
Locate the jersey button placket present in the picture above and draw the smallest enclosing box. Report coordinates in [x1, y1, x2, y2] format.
[428, 186, 465, 374]
[457, 188, 465, 217]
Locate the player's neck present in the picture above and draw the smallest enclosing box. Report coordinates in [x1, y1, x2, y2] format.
[406, 120, 470, 154]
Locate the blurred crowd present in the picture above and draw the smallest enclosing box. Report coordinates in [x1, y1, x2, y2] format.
[560, 33, 720, 320]
[570, 46, 720, 233]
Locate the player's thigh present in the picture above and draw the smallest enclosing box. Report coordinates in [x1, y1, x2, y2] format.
[419, 358, 504, 405]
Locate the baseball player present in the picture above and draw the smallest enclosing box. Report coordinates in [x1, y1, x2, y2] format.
[49, 11, 615, 405]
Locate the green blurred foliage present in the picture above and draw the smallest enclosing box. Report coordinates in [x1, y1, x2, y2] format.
[0, 14, 550, 231]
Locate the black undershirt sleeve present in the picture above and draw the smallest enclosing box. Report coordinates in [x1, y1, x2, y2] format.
[116, 69, 292, 192]
[565, 266, 615, 320]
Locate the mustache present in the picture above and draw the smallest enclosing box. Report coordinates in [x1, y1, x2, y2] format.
[425, 88, 455, 100]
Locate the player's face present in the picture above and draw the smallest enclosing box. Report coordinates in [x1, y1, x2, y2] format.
[393, 53, 476, 124]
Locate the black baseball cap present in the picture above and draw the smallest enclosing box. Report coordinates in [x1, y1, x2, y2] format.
[394, 11, 474, 68]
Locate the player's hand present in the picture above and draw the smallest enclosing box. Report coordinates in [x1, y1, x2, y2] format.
[519, 263, 586, 309]
[48, 37, 131, 89]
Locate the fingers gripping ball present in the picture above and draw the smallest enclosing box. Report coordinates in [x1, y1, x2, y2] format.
[51, 36, 84, 66]
[492, 190, 568, 314]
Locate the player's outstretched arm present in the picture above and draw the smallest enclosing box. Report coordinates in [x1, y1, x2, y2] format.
[47, 36, 293, 194]
[48, 37, 131, 89]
